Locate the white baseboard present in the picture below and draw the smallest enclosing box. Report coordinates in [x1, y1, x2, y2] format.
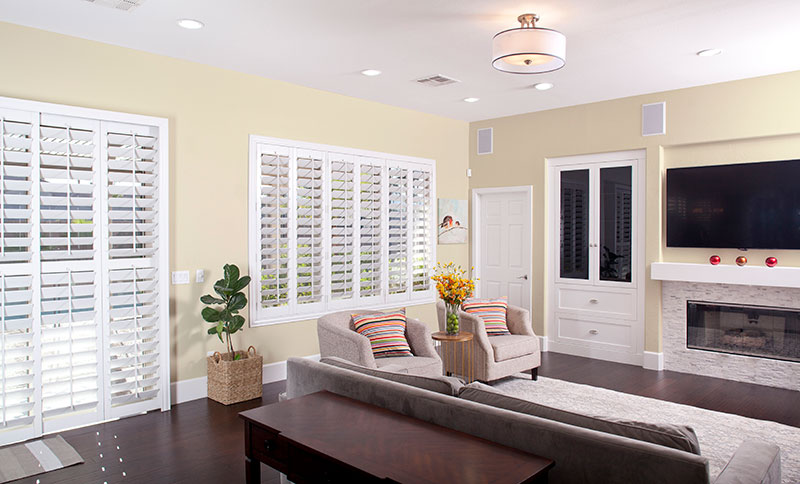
[169, 353, 321, 406]
[538, 336, 549, 352]
[642, 351, 664, 371]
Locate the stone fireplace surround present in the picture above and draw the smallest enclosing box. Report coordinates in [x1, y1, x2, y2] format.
[654, 263, 800, 391]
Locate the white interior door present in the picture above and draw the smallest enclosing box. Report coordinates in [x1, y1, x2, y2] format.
[472, 187, 532, 311]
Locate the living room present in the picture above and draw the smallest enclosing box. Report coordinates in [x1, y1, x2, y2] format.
[0, 1, 798, 483]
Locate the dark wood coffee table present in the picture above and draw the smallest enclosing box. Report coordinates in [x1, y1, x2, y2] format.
[240, 390, 553, 484]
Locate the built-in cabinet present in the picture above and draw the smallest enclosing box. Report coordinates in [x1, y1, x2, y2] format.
[547, 150, 645, 365]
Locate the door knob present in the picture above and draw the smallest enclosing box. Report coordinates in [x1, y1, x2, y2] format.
[517, 275, 528, 280]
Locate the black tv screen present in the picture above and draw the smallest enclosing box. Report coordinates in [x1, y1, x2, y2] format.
[666, 160, 800, 249]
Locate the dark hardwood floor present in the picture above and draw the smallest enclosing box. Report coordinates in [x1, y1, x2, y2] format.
[12, 353, 799, 483]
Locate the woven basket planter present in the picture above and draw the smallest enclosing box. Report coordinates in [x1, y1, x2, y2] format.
[207, 346, 263, 405]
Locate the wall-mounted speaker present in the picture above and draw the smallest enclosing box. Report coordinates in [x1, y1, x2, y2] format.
[642, 102, 666, 136]
[477, 127, 493, 155]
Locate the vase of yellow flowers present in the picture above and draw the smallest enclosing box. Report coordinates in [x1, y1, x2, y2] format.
[432, 262, 476, 335]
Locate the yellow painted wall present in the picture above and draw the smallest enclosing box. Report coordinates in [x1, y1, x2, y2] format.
[0, 22, 469, 382]
[469, 70, 800, 353]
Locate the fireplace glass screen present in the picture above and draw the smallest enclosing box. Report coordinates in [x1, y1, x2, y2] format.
[687, 301, 800, 363]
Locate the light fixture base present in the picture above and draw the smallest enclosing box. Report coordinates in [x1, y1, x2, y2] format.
[517, 14, 539, 28]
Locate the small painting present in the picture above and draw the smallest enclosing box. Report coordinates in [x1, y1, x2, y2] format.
[438, 199, 468, 244]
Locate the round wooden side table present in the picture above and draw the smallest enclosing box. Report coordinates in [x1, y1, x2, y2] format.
[431, 331, 475, 383]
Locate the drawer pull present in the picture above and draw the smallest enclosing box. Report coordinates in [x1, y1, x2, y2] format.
[589, 329, 599, 335]
[264, 439, 274, 451]
[589, 298, 599, 304]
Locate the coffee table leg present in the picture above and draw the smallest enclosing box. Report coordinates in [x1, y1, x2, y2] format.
[245, 456, 260, 483]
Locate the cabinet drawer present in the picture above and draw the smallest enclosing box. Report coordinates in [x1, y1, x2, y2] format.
[557, 287, 635, 318]
[556, 316, 633, 349]
[249, 425, 288, 471]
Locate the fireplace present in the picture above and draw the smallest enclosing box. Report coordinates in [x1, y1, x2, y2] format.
[687, 300, 800, 363]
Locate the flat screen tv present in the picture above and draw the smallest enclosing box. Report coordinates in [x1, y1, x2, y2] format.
[666, 159, 800, 249]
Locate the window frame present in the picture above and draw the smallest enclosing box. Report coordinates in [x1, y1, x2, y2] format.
[248, 135, 436, 326]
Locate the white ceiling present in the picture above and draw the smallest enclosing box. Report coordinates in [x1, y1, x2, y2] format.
[2, 0, 800, 122]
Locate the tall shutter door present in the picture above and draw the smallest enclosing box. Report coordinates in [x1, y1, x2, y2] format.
[258, 147, 291, 315]
[328, 154, 355, 302]
[358, 160, 382, 300]
[38, 114, 103, 432]
[411, 168, 432, 293]
[102, 122, 164, 418]
[295, 150, 324, 309]
[387, 165, 409, 297]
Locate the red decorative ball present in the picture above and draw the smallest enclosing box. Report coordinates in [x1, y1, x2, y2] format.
[765, 257, 778, 267]
[709, 255, 721, 265]
[735, 255, 748, 266]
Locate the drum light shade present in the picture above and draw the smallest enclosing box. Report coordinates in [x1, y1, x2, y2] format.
[492, 14, 566, 74]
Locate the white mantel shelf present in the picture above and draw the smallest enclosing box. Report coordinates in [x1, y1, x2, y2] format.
[651, 262, 800, 289]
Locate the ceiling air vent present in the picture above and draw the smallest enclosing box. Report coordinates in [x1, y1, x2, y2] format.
[83, 0, 146, 11]
[415, 74, 460, 87]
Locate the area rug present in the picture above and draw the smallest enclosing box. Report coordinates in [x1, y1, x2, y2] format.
[490, 376, 798, 483]
[0, 435, 83, 483]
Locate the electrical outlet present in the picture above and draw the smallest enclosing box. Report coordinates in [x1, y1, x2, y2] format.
[171, 271, 190, 285]
[196, 269, 205, 283]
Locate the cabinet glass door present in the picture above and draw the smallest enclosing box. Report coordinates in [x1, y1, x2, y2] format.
[559, 169, 590, 280]
[598, 166, 632, 283]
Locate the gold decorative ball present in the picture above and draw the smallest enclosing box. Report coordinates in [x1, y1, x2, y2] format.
[735, 255, 748, 266]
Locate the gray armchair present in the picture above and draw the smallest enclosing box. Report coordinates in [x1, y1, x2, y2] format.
[436, 301, 540, 382]
[317, 310, 442, 377]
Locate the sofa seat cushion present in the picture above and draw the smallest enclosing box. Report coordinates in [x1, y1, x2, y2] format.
[352, 310, 413, 358]
[459, 382, 701, 455]
[322, 357, 462, 396]
[489, 334, 537, 362]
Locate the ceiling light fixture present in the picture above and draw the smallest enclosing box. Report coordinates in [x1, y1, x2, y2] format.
[492, 13, 566, 74]
[361, 69, 382, 77]
[463, 97, 480, 103]
[177, 18, 204, 30]
[696, 48, 723, 57]
[533, 82, 554, 91]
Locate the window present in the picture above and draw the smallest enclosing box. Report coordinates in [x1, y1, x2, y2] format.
[249, 136, 436, 325]
[0, 97, 169, 446]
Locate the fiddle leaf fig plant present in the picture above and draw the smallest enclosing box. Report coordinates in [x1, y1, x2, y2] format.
[201, 264, 251, 359]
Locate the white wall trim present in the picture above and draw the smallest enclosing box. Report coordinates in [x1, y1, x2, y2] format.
[651, 262, 800, 289]
[169, 354, 321, 406]
[538, 336, 549, 352]
[642, 351, 664, 371]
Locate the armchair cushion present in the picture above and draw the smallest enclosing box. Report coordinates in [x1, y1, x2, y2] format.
[489, 334, 539, 362]
[462, 297, 511, 335]
[375, 356, 442, 376]
[353, 309, 413, 358]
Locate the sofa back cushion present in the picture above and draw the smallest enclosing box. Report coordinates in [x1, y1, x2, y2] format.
[459, 382, 701, 455]
[321, 357, 463, 396]
[352, 309, 413, 358]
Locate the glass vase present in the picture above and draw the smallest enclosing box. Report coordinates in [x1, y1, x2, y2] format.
[445, 301, 460, 335]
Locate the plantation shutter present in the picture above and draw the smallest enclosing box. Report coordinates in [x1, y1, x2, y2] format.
[411, 168, 433, 293]
[295, 150, 324, 308]
[258, 146, 291, 313]
[328, 154, 355, 302]
[37, 114, 103, 431]
[1, 109, 35, 264]
[358, 159, 382, 299]
[386, 164, 409, 297]
[102, 122, 164, 418]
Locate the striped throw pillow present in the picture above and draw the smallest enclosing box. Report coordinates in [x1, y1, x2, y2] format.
[352, 310, 413, 359]
[462, 298, 511, 335]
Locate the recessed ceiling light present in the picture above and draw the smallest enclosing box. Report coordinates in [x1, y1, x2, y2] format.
[361, 69, 382, 77]
[696, 48, 722, 57]
[533, 82, 554, 91]
[463, 97, 480, 103]
[177, 19, 204, 30]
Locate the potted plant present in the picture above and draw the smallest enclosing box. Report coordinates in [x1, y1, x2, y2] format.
[201, 264, 262, 405]
[431, 262, 476, 334]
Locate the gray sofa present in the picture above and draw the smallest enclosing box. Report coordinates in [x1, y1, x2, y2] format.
[284, 357, 781, 484]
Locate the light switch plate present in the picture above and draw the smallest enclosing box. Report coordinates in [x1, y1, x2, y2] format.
[196, 269, 205, 283]
[171, 270, 190, 285]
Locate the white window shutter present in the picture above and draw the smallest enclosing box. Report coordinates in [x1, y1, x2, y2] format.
[328, 154, 355, 301]
[358, 159, 382, 300]
[0, 274, 36, 434]
[101, 122, 164, 418]
[412, 168, 433, 293]
[386, 164, 409, 297]
[258, 146, 291, 314]
[295, 149, 325, 308]
[1, 108, 35, 264]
